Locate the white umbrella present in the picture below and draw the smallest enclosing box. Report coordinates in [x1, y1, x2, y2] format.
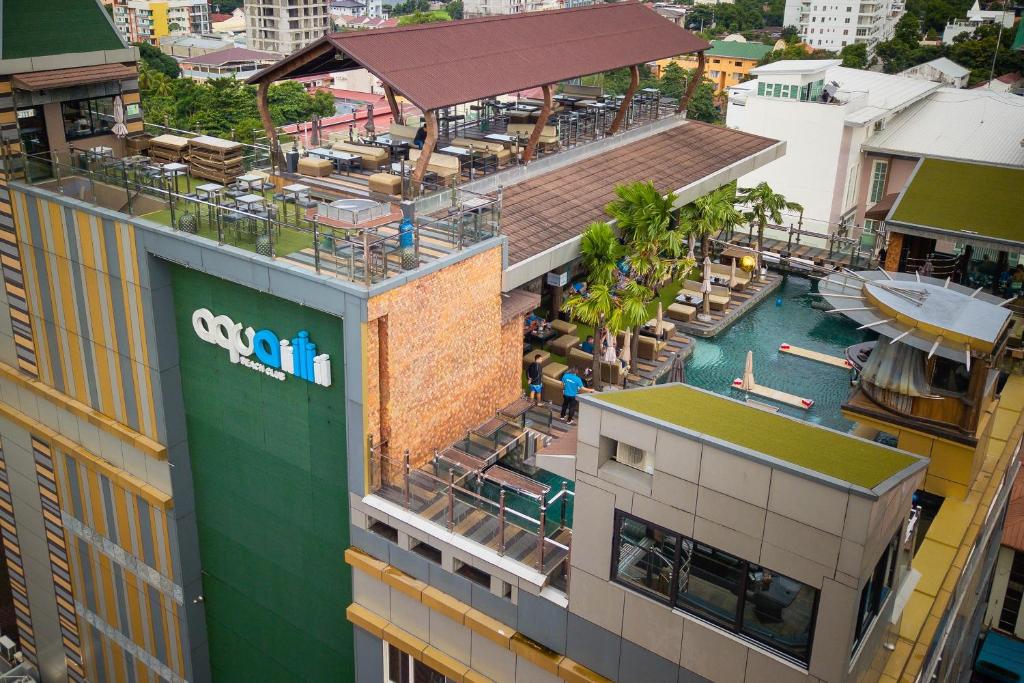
[741, 350, 755, 391]
[603, 334, 618, 364]
[656, 301, 664, 338]
[687, 234, 695, 261]
[730, 257, 737, 290]
[620, 329, 632, 366]
[701, 256, 712, 317]
[112, 95, 128, 138]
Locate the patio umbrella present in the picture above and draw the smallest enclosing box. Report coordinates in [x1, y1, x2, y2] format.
[656, 301, 664, 337]
[701, 256, 712, 317]
[311, 114, 321, 147]
[112, 96, 128, 138]
[741, 350, 755, 391]
[687, 234, 695, 261]
[729, 257, 737, 289]
[620, 330, 631, 366]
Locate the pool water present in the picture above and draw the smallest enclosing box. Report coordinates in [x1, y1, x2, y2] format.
[683, 276, 875, 432]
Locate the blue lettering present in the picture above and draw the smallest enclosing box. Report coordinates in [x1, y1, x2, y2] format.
[252, 329, 282, 368]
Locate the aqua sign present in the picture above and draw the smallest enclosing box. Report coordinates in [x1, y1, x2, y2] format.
[191, 308, 332, 387]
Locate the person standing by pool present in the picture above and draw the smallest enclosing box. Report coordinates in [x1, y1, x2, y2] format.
[560, 369, 593, 425]
[526, 354, 544, 405]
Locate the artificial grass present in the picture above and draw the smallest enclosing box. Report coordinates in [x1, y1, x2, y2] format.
[595, 384, 922, 489]
[4, 0, 124, 60]
[890, 159, 1024, 241]
[141, 206, 315, 257]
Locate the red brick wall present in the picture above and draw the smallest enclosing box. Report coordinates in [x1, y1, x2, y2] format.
[366, 247, 522, 468]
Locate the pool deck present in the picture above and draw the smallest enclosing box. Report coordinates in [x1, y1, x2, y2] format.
[674, 272, 783, 338]
[625, 331, 694, 386]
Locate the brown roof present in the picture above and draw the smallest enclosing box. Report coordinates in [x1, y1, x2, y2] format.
[249, 3, 709, 111]
[184, 47, 280, 67]
[865, 192, 899, 221]
[13, 63, 137, 91]
[502, 121, 779, 265]
[1003, 469, 1024, 552]
[500, 289, 541, 323]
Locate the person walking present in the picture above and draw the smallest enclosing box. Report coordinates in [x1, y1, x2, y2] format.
[526, 354, 544, 404]
[559, 368, 593, 425]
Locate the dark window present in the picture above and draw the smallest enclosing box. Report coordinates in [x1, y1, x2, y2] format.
[411, 541, 442, 564]
[369, 519, 398, 543]
[454, 561, 490, 588]
[931, 356, 970, 394]
[853, 532, 900, 651]
[61, 97, 115, 140]
[999, 551, 1024, 632]
[735, 61, 743, 66]
[612, 510, 819, 666]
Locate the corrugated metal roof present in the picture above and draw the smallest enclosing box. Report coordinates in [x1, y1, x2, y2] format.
[184, 47, 279, 66]
[250, 3, 709, 111]
[865, 88, 1024, 167]
[916, 57, 970, 78]
[12, 63, 137, 91]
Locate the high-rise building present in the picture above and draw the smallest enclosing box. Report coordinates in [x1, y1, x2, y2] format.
[782, 0, 903, 52]
[245, 0, 331, 56]
[112, 0, 211, 44]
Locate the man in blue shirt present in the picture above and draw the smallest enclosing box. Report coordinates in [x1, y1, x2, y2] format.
[580, 335, 595, 354]
[559, 369, 593, 425]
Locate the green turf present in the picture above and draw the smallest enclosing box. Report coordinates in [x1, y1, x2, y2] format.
[890, 159, 1024, 242]
[594, 385, 922, 489]
[4, 0, 124, 60]
[141, 205, 315, 258]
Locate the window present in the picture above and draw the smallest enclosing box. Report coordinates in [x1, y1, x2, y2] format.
[853, 532, 899, 652]
[612, 510, 819, 665]
[869, 159, 888, 203]
[735, 61, 743, 66]
[385, 643, 453, 683]
[999, 551, 1024, 632]
[61, 97, 116, 140]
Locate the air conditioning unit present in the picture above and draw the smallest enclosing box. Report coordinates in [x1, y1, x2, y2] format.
[616, 441, 655, 475]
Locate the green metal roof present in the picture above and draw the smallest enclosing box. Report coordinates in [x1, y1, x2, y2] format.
[889, 158, 1024, 244]
[706, 40, 773, 61]
[593, 384, 922, 490]
[1012, 17, 1024, 51]
[3, 0, 125, 61]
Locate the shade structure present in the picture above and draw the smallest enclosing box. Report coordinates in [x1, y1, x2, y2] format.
[741, 350, 755, 391]
[620, 330, 632, 366]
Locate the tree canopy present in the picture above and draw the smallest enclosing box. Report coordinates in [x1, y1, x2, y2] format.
[136, 42, 181, 79]
[593, 63, 721, 123]
[397, 10, 452, 25]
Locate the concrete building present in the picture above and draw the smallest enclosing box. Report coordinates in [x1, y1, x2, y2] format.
[157, 34, 241, 59]
[783, 0, 903, 52]
[463, 0, 598, 18]
[112, 0, 211, 44]
[654, 39, 773, 94]
[178, 47, 280, 81]
[973, 72, 1024, 94]
[984, 471, 1024, 640]
[210, 6, 247, 34]
[898, 57, 970, 88]
[725, 60, 938, 237]
[244, 0, 331, 55]
[942, 0, 1015, 44]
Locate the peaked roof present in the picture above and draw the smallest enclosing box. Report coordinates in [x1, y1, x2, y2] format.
[917, 57, 969, 78]
[3, 0, 126, 61]
[250, 3, 709, 110]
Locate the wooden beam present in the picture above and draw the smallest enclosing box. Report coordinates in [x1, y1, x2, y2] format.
[383, 84, 403, 125]
[521, 83, 553, 164]
[608, 65, 639, 134]
[411, 109, 438, 186]
[677, 51, 706, 114]
[256, 80, 283, 170]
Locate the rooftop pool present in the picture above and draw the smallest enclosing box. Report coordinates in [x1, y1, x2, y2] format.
[683, 275, 875, 432]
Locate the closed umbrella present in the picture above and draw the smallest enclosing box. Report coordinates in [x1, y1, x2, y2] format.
[687, 234, 695, 261]
[741, 350, 755, 391]
[701, 256, 712, 317]
[620, 329, 631, 366]
[730, 257, 737, 290]
[311, 114, 321, 147]
[112, 96, 128, 138]
[656, 301, 664, 339]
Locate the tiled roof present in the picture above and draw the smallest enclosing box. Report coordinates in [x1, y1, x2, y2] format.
[251, 3, 709, 110]
[12, 63, 137, 91]
[1004, 469, 1024, 552]
[3, 0, 125, 60]
[501, 121, 778, 266]
[184, 47, 280, 66]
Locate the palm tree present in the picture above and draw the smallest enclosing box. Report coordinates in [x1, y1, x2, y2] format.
[681, 183, 743, 263]
[738, 182, 804, 281]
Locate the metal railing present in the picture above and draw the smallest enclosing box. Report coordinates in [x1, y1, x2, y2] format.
[12, 148, 501, 287]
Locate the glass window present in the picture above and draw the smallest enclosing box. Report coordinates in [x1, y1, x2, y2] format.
[869, 160, 888, 203]
[62, 97, 116, 140]
[676, 541, 744, 626]
[853, 532, 899, 652]
[742, 564, 816, 663]
[614, 513, 678, 600]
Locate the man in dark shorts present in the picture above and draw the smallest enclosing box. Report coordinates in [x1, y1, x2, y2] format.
[527, 354, 544, 404]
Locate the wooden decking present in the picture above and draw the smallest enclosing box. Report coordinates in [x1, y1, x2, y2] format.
[676, 272, 783, 338]
[624, 332, 695, 386]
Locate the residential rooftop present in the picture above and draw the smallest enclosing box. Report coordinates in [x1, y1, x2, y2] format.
[888, 158, 1024, 243]
[592, 384, 924, 490]
[3, 0, 125, 61]
[703, 39, 773, 60]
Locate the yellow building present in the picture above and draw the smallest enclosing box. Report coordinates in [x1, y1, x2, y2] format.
[655, 39, 773, 93]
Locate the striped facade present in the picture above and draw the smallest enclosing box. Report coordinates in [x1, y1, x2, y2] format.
[31, 436, 86, 682]
[0, 441, 37, 666]
[11, 191, 162, 443]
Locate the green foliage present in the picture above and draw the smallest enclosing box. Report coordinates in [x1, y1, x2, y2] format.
[782, 25, 800, 43]
[737, 182, 803, 273]
[687, 0, 770, 33]
[136, 42, 181, 79]
[872, 19, 1023, 82]
[839, 42, 868, 68]
[659, 62, 688, 100]
[680, 183, 742, 261]
[397, 10, 452, 25]
[139, 67, 335, 139]
[445, 0, 465, 19]
[905, 0, 972, 34]
[210, 0, 243, 10]
[685, 77, 719, 124]
[760, 43, 837, 65]
[389, 0, 430, 14]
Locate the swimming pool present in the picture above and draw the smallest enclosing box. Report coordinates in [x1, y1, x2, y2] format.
[683, 275, 874, 432]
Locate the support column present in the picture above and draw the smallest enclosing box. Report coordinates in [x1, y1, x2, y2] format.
[608, 65, 640, 135]
[256, 80, 283, 169]
[411, 109, 438, 186]
[521, 83, 553, 164]
[383, 84, 403, 125]
[677, 51, 707, 114]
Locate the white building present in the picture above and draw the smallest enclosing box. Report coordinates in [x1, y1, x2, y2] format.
[112, 0, 211, 44]
[725, 60, 938, 237]
[463, 0, 594, 17]
[942, 0, 1014, 44]
[244, 0, 330, 55]
[782, 0, 903, 52]
[898, 57, 970, 88]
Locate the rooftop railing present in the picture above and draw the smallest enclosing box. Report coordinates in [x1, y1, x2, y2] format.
[12, 147, 501, 288]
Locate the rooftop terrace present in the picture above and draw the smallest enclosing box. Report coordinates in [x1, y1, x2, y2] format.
[2, 0, 125, 61]
[593, 384, 924, 490]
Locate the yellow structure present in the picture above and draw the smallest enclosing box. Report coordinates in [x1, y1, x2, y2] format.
[654, 39, 773, 93]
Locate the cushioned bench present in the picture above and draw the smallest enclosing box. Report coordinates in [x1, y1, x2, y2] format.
[550, 319, 577, 336]
[388, 124, 419, 143]
[330, 141, 389, 170]
[710, 262, 750, 290]
[683, 279, 731, 311]
[506, 123, 559, 150]
[542, 361, 567, 379]
[542, 375, 564, 405]
[524, 350, 550, 369]
[568, 347, 623, 385]
[298, 157, 332, 177]
[451, 137, 512, 165]
[617, 331, 666, 362]
[408, 149, 460, 182]
[668, 303, 696, 322]
[368, 172, 402, 196]
[549, 334, 579, 356]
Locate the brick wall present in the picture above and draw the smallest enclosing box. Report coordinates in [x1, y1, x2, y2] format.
[367, 246, 522, 468]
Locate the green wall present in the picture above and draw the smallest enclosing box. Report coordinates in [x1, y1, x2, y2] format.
[170, 265, 352, 682]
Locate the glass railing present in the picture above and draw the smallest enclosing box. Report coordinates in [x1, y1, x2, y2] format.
[11, 148, 501, 287]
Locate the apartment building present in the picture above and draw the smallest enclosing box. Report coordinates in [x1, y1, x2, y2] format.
[782, 0, 903, 52]
[463, 0, 597, 18]
[244, 0, 331, 55]
[112, 0, 211, 45]
[654, 39, 772, 94]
